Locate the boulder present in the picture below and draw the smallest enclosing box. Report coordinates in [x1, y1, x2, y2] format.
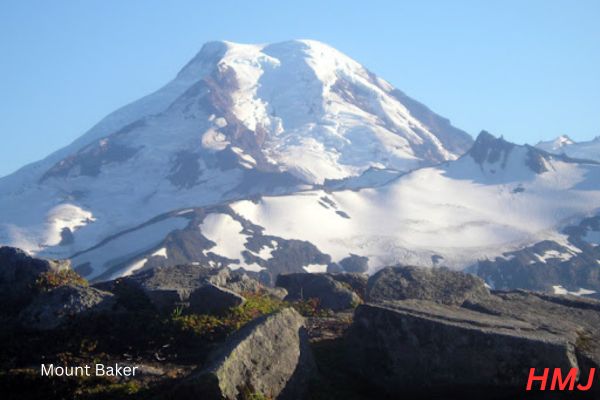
[276, 273, 362, 311]
[0, 246, 70, 314]
[177, 308, 315, 399]
[19, 285, 115, 330]
[462, 290, 600, 369]
[329, 273, 368, 299]
[99, 264, 275, 313]
[339, 254, 369, 273]
[189, 283, 246, 315]
[348, 301, 584, 395]
[367, 265, 490, 305]
[101, 264, 231, 312]
[346, 267, 600, 396]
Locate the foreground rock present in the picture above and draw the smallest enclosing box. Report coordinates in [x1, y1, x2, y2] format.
[19, 285, 115, 330]
[0, 246, 70, 314]
[189, 284, 246, 315]
[177, 308, 315, 399]
[346, 265, 600, 396]
[277, 273, 362, 311]
[367, 265, 490, 305]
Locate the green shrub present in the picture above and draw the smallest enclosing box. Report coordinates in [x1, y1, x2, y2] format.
[292, 298, 333, 317]
[35, 269, 88, 291]
[170, 293, 286, 340]
[227, 293, 286, 330]
[171, 313, 226, 340]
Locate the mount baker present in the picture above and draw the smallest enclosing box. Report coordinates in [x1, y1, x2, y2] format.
[0, 40, 598, 294]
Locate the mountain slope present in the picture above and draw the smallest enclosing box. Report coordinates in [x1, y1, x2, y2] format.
[168, 132, 599, 284]
[0, 40, 472, 271]
[73, 132, 600, 285]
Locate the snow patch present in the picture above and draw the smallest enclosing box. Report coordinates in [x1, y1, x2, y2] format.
[552, 285, 596, 296]
[199, 213, 265, 272]
[44, 204, 95, 247]
[151, 247, 168, 258]
[303, 264, 328, 273]
[122, 258, 148, 277]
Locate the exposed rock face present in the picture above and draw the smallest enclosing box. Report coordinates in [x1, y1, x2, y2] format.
[329, 273, 368, 300]
[462, 290, 600, 371]
[277, 273, 362, 311]
[0, 246, 70, 314]
[367, 265, 490, 305]
[19, 285, 115, 330]
[346, 265, 600, 395]
[189, 284, 246, 316]
[102, 264, 219, 312]
[348, 300, 581, 394]
[338, 254, 369, 273]
[98, 264, 242, 312]
[178, 308, 315, 399]
[96, 264, 285, 313]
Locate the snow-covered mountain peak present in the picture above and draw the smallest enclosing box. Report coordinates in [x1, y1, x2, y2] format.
[0, 39, 473, 261]
[536, 135, 575, 152]
[535, 133, 600, 163]
[459, 131, 594, 183]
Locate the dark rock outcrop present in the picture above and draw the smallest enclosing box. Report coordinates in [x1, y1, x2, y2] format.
[330, 273, 368, 300]
[367, 265, 490, 305]
[346, 265, 600, 396]
[277, 273, 362, 311]
[0, 246, 70, 314]
[339, 254, 369, 273]
[177, 308, 315, 399]
[347, 300, 582, 395]
[101, 264, 220, 312]
[189, 283, 246, 315]
[96, 264, 284, 313]
[99, 265, 227, 311]
[19, 285, 115, 330]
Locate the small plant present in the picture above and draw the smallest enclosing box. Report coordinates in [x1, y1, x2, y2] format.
[171, 306, 184, 319]
[35, 269, 88, 291]
[227, 293, 286, 330]
[170, 293, 287, 341]
[171, 313, 226, 340]
[241, 384, 273, 400]
[292, 298, 332, 317]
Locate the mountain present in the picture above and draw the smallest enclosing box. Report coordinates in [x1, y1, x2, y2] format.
[0, 40, 473, 280]
[190, 132, 600, 285]
[536, 134, 600, 162]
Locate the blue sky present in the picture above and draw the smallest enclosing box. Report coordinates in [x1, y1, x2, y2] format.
[1, 0, 599, 177]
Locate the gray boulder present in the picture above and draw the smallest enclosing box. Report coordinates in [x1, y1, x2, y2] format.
[367, 265, 490, 305]
[347, 266, 600, 395]
[98, 264, 278, 313]
[339, 254, 369, 273]
[189, 283, 246, 315]
[276, 273, 362, 311]
[347, 300, 583, 394]
[103, 264, 232, 312]
[19, 285, 115, 330]
[0, 246, 70, 314]
[178, 308, 315, 399]
[330, 272, 368, 299]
